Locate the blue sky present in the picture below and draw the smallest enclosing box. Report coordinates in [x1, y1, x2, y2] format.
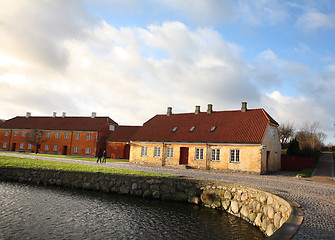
[0, 0, 334, 144]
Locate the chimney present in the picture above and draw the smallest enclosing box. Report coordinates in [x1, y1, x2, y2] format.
[167, 107, 172, 116]
[207, 104, 213, 114]
[91, 112, 96, 118]
[26, 112, 31, 118]
[195, 106, 200, 114]
[241, 102, 247, 112]
[53, 112, 57, 118]
[62, 112, 66, 118]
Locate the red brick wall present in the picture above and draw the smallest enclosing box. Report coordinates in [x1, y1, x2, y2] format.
[106, 142, 129, 159]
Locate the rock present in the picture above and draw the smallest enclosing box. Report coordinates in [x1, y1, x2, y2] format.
[152, 191, 161, 199]
[260, 195, 267, 204]
[212, 199, 221, 208]
[267, 196, 274, 205]
[255, 213, 263, 227]
[222, 200, 230, 210]
[131, 183, 138, 190]
[266, 224, 274, 236]
[162, 194, 172, 201]
[143, 189, 152, 198]
[274, 212, 282, 228]
[248, 212, 256, 222]
[201, 191, 215, 206]
[188, 196, 200, 204]
[240, 206, 249, 218]
[268, 206, 275, 219]
[119, 186, 129, 194]
[175, 192, 188, 202]
[241, 193, 248, 201]
[231, 201, 240, 214]
[224, 190, 232, 200]
[261, 218, 269, 232]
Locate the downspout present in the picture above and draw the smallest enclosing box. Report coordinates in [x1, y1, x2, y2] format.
[206, 143, 210, 170]
[69, 130, 74, 155]
[8, 129, 12, 151]
[161, 142, 166, 166]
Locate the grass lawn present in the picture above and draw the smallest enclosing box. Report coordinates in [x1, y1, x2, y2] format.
[296, 168, 314, 178]
[0, 155, 175, 178]
[23, 152, 128, 163]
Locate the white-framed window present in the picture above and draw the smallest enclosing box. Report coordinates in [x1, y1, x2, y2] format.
[211, 149, 220, 161]
[230, 149, 240, 163]
[45, 145, 49, 151]
[270, 128, 276, 139]
[141, 146, 148, 157]
[85, 148, 90, 154]
[46, 132, 51, 138]
[5, 131, 9, 136]
[166, 147, 174, 158]
[75, 133, 80, 139]
[87, 133, 92, 140]
[74, 146, 79, 153]
[53, 145, 58, 151]
[64, 132, 69, 139]
[20, 143, 24, 149]
[195, 148, 204, 160]
[28, 144, 32, 149]
[109, 125, 115, 131]
[3, 142, 7, 148]
[55, 132, 60, 138]
[14, 131, 18, 136]
[22, 131, 26, 137]
[153, 146, 161, 157]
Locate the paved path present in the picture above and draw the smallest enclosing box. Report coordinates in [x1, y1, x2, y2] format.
[1, 152, 334, 239]
[312, 152, 334, 183]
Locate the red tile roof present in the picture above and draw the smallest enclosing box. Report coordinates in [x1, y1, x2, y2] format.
[131, 109, 278, 144]
[0, 116, 117, 131]
[107, 126, 141, 142]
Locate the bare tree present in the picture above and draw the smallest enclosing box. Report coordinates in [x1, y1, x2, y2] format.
[278, 122, 295, 143]
[295, 122, 326, 151]
[25, 129, 48, 153]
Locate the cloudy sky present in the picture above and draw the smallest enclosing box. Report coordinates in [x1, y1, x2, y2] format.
[0, 0, 334, 144]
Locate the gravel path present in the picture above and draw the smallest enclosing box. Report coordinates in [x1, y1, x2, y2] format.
[1, 152, 334, 240]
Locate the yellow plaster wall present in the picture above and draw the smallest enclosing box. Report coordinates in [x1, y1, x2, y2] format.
[261, 124, 282, 173]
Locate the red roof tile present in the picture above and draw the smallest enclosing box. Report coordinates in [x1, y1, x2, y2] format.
[0, 116, 117, 131]
[132, 109, 278, 144]
[107, 126, 141, 142]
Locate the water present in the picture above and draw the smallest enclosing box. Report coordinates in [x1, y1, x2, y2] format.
[0, 182, 265, 240]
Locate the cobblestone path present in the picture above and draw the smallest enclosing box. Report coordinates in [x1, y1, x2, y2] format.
[1, 152, 334, 239]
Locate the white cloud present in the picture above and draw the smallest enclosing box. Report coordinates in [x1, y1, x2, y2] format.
[296, 9, 335, 31]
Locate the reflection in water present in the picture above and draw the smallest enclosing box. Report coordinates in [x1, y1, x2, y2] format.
[0, 182, 265, 240]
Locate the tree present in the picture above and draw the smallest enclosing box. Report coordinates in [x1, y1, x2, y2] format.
[25, 129, 48, 153]
[295, 121, 326, 152]
[278, 122, 295, 143]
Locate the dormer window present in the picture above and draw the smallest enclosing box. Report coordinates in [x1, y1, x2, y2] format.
[109, 125, 115, 131]
[210, 126, 216, 132]
[172, 127, 178, 132]
[190, 126, 196, 132]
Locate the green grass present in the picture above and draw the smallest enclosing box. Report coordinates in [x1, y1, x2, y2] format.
[24, 152, 129, 163]
[296, 168, 314, 178]
[0, 155, 175, 178]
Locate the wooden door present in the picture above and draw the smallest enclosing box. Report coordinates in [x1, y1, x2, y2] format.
[63, 146, 68, 155]
[179, 147, 189, 165]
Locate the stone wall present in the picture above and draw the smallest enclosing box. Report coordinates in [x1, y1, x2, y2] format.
[0, 167, 299, 238]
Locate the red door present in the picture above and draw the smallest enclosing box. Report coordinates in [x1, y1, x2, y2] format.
[179, 147, 189, 165]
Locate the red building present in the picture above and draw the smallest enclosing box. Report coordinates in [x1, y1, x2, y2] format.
[0, 112, 117, 157]
[106, 125, 140, 159]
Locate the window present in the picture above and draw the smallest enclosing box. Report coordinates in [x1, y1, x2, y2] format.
[28, 144, 32, 149]
[166, 147, 174, 158]
[45, 145, 49, 151]
[230, 149, 240, 163]
[270, 128, 275, 139]
[141, 146, 148, 157]
[211, 149, 220, 161]
[74, 147, 79, 153]
[85, 148, 91, 154]
[195, 148, 204, 160]
[153, 146, 161, 157]
[3, 142, 7, 148]
[53, 145, 58, 151]
[75, 133, 80, 139]
[55, 133, 60, 138]
[87, 133, 92, 140]
[22, 131, 26, 137]
[46, 132, 51, 138]
[190, 126, 196, 132]
[14, 131, 18, 136]
[20, 143, 24, 149]
[210, 126, 216, 132]
[109, 125, 115, 131]
[5, 131, 9, 136]
[64, 132, 69, 139]
[172, 127, 178, 132]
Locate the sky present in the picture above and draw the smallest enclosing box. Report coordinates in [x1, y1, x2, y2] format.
[0, 0, 334, 144]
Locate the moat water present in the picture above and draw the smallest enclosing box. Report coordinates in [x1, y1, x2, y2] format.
[0, 182, 265, 240]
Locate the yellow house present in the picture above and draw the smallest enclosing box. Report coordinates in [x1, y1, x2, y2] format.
[129, 103, 281, 174]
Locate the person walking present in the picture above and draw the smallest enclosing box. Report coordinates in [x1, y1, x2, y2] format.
[102, 150, 107, 163]
[97, 149, 102, 163]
